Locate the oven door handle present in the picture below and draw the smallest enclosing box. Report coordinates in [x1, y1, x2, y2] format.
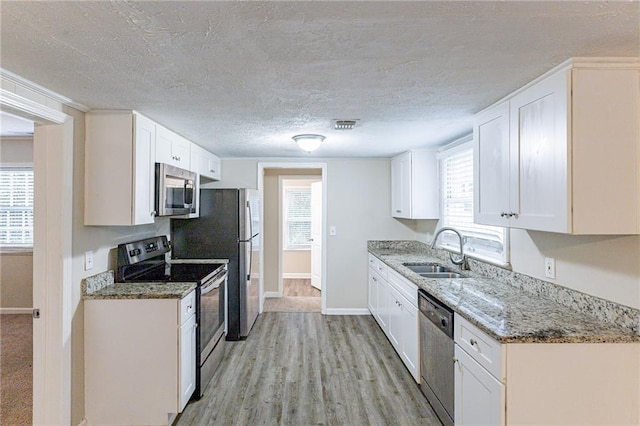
[201, 273, 227, 295]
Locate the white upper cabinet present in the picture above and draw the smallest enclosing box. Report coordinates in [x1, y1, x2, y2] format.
[190, 143, 221, 181]
[474, 101, 510, 227]
[391, 150, 439, 219]
[156, 125, 191, 170]
[474, 58, 640, 234]
[85, 111, 156, 226]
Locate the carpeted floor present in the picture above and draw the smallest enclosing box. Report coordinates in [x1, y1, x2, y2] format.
[1, 314, 32, 426]
[263, 279, 321, 313]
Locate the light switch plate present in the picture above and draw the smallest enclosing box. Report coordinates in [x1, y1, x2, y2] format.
[544, 257, 555, 279]
[85, 250, 94, 271]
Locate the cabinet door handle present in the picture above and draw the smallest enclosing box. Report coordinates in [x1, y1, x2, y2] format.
[372, 277, 377, 282]
[210, 169, 215, 173]
[470, 339, 478, 346]
[395, 210, 402, 213]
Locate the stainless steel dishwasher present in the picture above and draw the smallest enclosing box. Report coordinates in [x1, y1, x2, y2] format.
[419, 289, 454, 426]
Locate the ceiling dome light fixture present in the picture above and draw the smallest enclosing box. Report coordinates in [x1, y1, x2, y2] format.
[292, 134, 325, 153]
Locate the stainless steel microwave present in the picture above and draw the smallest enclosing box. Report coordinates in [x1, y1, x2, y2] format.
[155, 163, 197, 217]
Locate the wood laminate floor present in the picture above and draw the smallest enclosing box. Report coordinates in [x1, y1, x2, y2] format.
[177, 312, 439, 426]
[264, 279, 322, 313]
[283, 279, 321, 297]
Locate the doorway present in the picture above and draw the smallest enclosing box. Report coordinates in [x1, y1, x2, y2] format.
[257, 163, 326, 314]
[1, 86, 74, 424]
[0, 116, 34, 425]
[265, 175, 322, 313]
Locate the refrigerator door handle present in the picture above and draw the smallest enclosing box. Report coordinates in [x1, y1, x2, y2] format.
[247, 239, 252, 282]
[247, 200, 253, 241]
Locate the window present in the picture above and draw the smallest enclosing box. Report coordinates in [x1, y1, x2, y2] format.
[0, 167, 34, 248]
[438, 141, 509, 265]
[283, 187, 311, 249]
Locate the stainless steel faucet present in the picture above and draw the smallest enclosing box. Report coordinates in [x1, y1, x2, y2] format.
[430, 227, 469, 270]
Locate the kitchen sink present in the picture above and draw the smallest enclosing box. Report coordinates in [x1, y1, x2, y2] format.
[403, 263, 457, 274]
[419, 272, 468, 279]
[403, 263, 468, 279]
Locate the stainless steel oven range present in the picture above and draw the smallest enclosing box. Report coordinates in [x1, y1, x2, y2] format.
[117, 235, 228, 400]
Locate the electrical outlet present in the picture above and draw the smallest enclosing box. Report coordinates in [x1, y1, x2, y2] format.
[329, 226, 337, 236]
[544, 257, 555, 279]
[85, 250, 94, 271]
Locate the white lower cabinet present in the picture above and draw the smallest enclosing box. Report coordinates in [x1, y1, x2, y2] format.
[400, 299, 418, 377]
[367, 254, 419, 382]
[367, 271, 378, 315]
[454, 313, 640, 425]
[179, 309, 197, 411]
[375, 273, 390, 332]
[454, 344, 505, 426]
[387, 285, 403, 350]
[85, 290, 196, 425]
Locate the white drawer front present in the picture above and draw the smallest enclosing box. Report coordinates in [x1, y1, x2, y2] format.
[387, 269, 418, 308]
[180, 290, 196, 325]
[368, 254, 388, 279]
[454, 313, 503, 379]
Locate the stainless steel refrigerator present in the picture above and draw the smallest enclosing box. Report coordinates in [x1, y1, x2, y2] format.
[171, 188, 261, 341]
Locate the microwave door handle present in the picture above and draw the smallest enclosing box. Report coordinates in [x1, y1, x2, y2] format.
[184, 180, 194, 206]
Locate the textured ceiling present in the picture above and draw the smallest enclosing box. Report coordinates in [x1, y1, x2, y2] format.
[1, 1, 639, 158]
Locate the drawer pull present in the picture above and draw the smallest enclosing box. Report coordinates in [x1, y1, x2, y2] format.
[470, 339, 478, 346]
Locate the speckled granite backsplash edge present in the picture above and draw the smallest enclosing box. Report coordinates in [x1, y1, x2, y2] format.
[368, 240, 640, 335]
[81, 270, 114, 294]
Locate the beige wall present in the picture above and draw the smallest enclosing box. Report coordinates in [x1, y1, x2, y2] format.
[0, 136, 33, 163]
[0, 253, 33, 308]
[212, 158, 417, 309]
[509, 230, 640, 310]
[283, 250, 311, 275]
[0, 137, 35, 309]
[415, 225, 640, 310]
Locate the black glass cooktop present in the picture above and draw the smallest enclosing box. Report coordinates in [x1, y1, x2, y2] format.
[119, 261, 223, 284]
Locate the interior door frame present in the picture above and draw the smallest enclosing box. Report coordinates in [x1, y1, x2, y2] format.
[257, 162, 327, 314]
[1, 86, 74, 424]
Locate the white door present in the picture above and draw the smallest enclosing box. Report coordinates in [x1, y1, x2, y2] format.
[310, 181, 322, 290]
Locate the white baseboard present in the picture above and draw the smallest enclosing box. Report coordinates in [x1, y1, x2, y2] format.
[282, 273, 311, 279]
[0, 308, 32, 314]
[264, 291, 282, 298]
[324, 308, 370, 316]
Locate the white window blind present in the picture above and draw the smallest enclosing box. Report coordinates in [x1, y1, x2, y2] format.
[0, 168, 34, 247]
[284, 187, 311, 249]
[439, 143, 508, 264]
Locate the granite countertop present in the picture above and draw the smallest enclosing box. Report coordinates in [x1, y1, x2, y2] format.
[81, 270, 196, 300]
[368, 243, 639, 344]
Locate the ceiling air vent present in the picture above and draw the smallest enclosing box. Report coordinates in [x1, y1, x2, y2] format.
[333, 119, 359, 130]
